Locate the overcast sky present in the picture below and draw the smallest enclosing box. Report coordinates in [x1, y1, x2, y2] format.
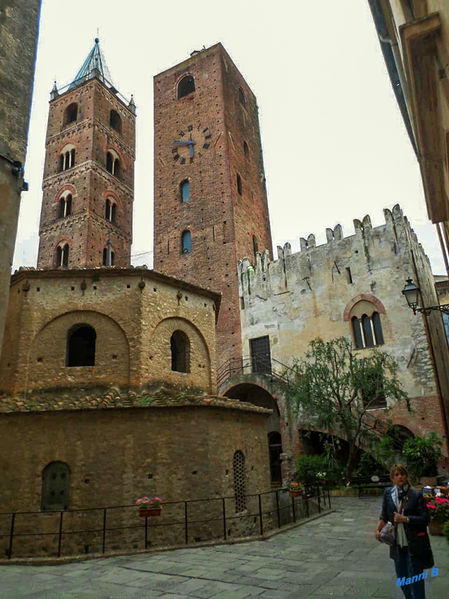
[14, 0, 446, 278]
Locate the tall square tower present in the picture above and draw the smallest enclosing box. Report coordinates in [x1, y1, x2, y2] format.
[154, 43, 273, 368]
[37, 39, 136, 269]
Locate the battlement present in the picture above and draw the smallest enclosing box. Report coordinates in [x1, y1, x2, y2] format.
[238, 204, 427, 278]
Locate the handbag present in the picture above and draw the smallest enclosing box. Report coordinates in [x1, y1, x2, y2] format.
[379, 490, 406, 546]
[379, 521, 396, 546]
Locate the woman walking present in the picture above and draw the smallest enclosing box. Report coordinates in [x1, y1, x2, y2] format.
[376, 464, 434, 599]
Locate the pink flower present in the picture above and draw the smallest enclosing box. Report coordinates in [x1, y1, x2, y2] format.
[153, 497, 162, 502]
[427, 504, 436, 509]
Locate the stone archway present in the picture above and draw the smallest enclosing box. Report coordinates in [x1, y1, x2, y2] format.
[224, 382, 287, 486]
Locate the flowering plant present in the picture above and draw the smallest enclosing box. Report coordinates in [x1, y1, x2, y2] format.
[316, 472, 327, 480]
[426, 496, 449, 523]
[288, 481, 304, 493]
[135, 496, 162, 510]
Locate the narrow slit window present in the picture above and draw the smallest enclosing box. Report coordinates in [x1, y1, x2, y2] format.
[181, 230, 191, 253]
[236, 173, 242, 196]
[180, 180, 190, 203]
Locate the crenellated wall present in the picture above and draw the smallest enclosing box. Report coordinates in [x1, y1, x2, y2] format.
[238, 205, 449, 452]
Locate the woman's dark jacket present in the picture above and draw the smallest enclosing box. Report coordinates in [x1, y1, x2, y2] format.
[379, 486, 432, 569]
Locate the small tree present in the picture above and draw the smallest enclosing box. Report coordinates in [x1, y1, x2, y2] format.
[286, 337, 410, 481]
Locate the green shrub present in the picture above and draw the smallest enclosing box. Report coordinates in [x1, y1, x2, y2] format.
[402, 433, 442, 479]
[294, 454, 342, 485]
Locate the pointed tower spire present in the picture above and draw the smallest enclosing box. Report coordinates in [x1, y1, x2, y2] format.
[69, 37, 113, 90]
[128, 94, 136, 114]
[50, 81, 59, 100]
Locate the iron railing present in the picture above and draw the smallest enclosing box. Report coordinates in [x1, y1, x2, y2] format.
[217, 356, 297, 388]
[0, 487, 331, 560]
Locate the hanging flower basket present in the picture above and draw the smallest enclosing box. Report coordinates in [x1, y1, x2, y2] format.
[136, 496, 162, 517]
[139, 507, 162, 518]
[287, 481, 304, 497]
[290, 490, 303, 498]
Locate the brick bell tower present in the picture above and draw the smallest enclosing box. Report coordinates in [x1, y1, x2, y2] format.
[153, 43, 273, 369]
[37, 38, 136, 269]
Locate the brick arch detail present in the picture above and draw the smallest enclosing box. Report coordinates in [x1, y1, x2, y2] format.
[54, 237, 72, 249]
[101, 189, 122, 211]
[343, 294, 386, 322]
[174, 72, 195, 99]
[57, 141, 77, 154]
[54, 184, 77, 204]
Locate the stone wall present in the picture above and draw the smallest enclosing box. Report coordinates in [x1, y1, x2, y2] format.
[238, 205, 449, 451]
[0, 402, 271, 557]
[0, 268, 219, 394]
[0, 1, 41, 359]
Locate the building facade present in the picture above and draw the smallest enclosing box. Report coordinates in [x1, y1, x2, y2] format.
[233, 205, 449, 474]
[153, 43, 273, 370]
[369, 0, 449, 274]
[0, 1, 41, 359]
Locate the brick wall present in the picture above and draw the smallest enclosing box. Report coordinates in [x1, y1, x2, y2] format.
[38, 78, 135, 269]
[0, 404, 270, 556]
[153, 44, 273, 372]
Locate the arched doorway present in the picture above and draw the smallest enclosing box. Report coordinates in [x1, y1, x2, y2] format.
[225, 383, 282, 486]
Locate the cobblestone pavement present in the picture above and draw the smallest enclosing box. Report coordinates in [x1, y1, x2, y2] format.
[0, 497, 447, 598]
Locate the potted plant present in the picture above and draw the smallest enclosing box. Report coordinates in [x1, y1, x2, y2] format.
[426, 496, 449, 535]
[288, 481, 304, 497]
[135, 496, 162, 517]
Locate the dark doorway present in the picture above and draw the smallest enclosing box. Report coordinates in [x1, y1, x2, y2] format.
[67, 325, 96, 366]
[250, 335, 271, 374]
[268, 431, 282, 485]
[171, 330, 190, 372]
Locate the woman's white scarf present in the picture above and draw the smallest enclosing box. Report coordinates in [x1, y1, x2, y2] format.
[391, 486, 408, 547]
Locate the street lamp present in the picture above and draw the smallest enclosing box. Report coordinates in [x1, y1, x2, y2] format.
[402, 278, 449, 315]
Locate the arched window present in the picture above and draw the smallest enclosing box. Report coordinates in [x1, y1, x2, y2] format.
[180, 179, 190, 203]
[67, 324, 96, 367]
[243, 141, 249, 158]
[64, 103, 78, 125]
[181, 230, 192, 253]
[239, 88, 246, 106]
[177, 75, 195, 99]
[233, 450, 247, 512]
[268, 432, 282, 485]
[361, 315, 374, 348]
[58, 193, 72, 218]
[170, 330, 190, 373]
[236, 173, 242, 196]
[372, 312, 384, 345]
[59, 144, 75, 171]
[109, 109, 122, 133]
[102, 247, 115, 266]
[41, 462, 70, 511]
[106, 150, 120, 176]
[349, 301, 385, 349]
[105, 198, 116, 222]
[56, 243, 69, 268]
[352, 316, 364, 349]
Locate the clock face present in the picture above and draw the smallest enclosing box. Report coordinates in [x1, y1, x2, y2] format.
[172, 124, 212, 164]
